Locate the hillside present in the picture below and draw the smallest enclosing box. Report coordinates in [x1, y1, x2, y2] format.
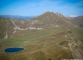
[0, 12, 83, 60]
[68, 16, 83, 27]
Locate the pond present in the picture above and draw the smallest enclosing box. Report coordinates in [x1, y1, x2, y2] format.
[4, 48, 24, 53]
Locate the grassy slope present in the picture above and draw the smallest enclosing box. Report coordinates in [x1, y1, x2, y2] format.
[0, 27, 73, 60]
[2, 27, 64, 47]
[69, 25, 83, 42]
[0, 20, 83, 60]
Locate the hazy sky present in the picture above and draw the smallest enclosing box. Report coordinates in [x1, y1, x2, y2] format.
[0, 0, 83, 16]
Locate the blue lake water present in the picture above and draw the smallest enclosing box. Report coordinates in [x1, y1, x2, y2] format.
[4, 48, 24, 53]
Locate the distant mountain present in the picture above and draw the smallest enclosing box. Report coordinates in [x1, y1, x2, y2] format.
[69, 15, 77, 17]
[0, 12, 82, 43]
[0, 15, 36, 20]
[0, 12, 73, 40]
[31, 11, 73, 28]
[68, 16, 83, 27]
[0, 12, 82, 40]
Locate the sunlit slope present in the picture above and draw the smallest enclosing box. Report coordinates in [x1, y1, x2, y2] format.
[0, 26, 83, 60]
[0, 12, 83, 60]
[0, 27, 73, 60]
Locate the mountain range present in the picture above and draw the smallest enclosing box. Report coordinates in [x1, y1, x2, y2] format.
[68, 16, 83, 26]
[0, 15, 36, 20]
[0, 12, 83, 60]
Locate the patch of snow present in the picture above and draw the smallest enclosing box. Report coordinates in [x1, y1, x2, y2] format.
[18, 28, 28, 30]
[11, 20, 21, 30]
[61, 46, 68, 49]
[31, 20, 43, 25]
[11, 20, 43, 31]
[37, 27, 43, 30]
[10, 29, 16, 38]
[53, 25, 60, 27]
[28, 26, 43, 30]
[24, 41, 28, 43]
[11, 20, 29, 30]
[28, 26, 37, 30]
[4, 31, 8, 39]
[13, 29, 16, 34]
[70, 15, 77, 17]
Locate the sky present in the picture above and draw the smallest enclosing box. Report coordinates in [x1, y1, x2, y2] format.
[0, 0, 83, 16]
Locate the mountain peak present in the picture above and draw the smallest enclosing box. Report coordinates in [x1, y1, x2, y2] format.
[55, 12, 61, 15]
[55, 12, 64, 17]
[43, 11, 55, 15]
[31, 11, 66, 21]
